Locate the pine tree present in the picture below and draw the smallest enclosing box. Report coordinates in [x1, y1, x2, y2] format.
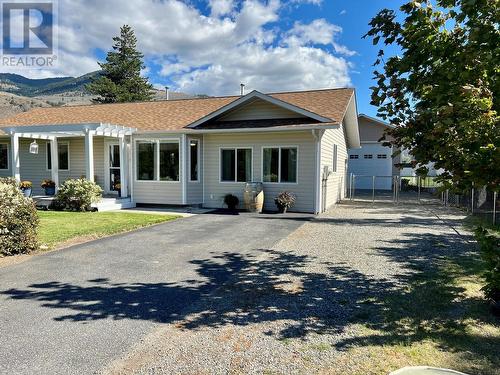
[87, 25, 153, 103]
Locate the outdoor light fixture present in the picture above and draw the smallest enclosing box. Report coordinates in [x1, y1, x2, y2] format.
[29, 140, 39, 154]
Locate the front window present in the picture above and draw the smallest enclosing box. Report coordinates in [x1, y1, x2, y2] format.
[220, 148, 252, 182]
[263, 147, 297, 183]
[0, 144, 8, 170]
[159, 142, 179, 181]
[47, 142, 69, 170]
[190, 140, 199, 181]
[137, 142, 156, 181]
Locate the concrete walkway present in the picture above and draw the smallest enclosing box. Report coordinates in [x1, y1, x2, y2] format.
[0, 211, 313, 375]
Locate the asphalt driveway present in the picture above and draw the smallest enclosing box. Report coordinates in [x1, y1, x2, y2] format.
[0, 211, 313, 375]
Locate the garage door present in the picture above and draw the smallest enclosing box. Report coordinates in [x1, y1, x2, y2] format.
[348, 143, 393, 190]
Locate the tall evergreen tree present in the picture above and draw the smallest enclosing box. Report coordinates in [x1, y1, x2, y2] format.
[87, 25, 153, 103]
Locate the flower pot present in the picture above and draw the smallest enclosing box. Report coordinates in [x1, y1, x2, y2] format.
[44, 186, 56, 196]
[21, 188, 32, 197]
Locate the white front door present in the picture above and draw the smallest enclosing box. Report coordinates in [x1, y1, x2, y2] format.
[105, 143, 121, 194]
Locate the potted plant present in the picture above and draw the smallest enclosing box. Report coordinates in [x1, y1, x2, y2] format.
[41, 179, 56, 196]
[224, 194, 239, 211]
[19, 181, 32, 197]
[274, 191, 296, 213]
[114, 182, 122, 197]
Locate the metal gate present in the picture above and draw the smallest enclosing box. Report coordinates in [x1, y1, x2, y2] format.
[348, 174, 443, 205]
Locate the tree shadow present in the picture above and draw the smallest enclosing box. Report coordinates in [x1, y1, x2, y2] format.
[1, 215, 498, 372]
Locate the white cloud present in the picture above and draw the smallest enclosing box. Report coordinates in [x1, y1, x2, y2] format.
[209, 0, 235, 17]
[2, 0, 354, 96]
[339, 9, 347, 15]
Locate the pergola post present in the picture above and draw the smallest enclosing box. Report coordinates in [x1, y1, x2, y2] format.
[85, 130, 95, 182]
[50, 138, 59, 190]
[10, 132, 20, 182]
[119, 136, 127, 198]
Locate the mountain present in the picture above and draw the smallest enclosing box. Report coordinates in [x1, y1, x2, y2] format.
[0, 71, 101, 97]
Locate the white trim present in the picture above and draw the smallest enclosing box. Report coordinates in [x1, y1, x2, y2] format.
[218, 146, 254, 183]
[10, 133, 20, 181]
[187, 90, 333, 128]
[188, 137, 200, 183]
[202, 135, 205, 204]
[46, 141, 70, 171]
[104, 140, 120, 195]
[84, 130, 95, 182]
[0, 141, 9, 170]
[181, 134, 187, 204]
[260, 145, 299, 185]
[134, 138, 181, 183]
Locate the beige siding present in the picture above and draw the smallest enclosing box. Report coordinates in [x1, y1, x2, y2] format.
[132, 134, 184, 204]
[203, 131, 316, 213]
[186, 135, 203, 204]
[321, 126, 348, 210]
[219, 99, 307, 122]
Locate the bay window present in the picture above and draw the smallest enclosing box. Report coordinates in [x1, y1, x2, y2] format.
[136, 140, 180, 182]
[263, 147, 297, 183]
[220, 148, 252, 182]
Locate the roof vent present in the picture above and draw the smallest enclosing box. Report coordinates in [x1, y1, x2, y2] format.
[240, 83, 245, 96]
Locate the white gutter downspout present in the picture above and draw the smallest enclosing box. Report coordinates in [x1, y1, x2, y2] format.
[312, 129, 324, 214]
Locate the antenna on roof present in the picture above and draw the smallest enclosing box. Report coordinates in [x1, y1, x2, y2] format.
[240, 83, 245, 96]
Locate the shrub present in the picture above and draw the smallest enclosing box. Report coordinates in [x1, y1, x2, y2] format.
[55, 178, 103, 211]
[0, 181, 39, 256]
[0, 177, 18, 187]
[475, 226, 500, 302]
[275, 191, 296, 210]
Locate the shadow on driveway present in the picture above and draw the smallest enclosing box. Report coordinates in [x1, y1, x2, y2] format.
[1, 207, 498, 374]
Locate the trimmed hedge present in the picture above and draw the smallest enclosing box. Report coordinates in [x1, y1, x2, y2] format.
[0, 178, 39, 256]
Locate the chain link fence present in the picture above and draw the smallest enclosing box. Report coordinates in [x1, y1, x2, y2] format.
[348, 174, 499, 225]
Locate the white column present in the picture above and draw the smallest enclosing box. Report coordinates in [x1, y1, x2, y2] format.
[50, 138, 59, 189]
[84, 130, 95, 182]
[119, 136, 127, 198]
[10, 133, 20, 182]
[181, 134, 187, 205]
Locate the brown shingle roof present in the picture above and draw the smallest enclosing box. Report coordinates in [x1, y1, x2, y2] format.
[0, 88, 354, 132]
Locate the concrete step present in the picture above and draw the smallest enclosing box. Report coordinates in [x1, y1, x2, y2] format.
[92, 198, 136, 212]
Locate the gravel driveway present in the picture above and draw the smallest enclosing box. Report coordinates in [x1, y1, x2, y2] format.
[101, 201, 474, 375]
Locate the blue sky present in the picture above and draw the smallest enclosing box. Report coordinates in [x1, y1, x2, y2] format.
[3, 0, 404, 118]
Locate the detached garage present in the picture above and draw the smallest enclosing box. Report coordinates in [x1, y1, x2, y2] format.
[347, 114, 399, 190]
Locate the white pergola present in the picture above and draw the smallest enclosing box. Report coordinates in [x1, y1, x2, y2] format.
[7, 123, 136, 197]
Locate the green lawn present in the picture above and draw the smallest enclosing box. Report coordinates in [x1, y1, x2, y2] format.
[38, 211, 179, 249]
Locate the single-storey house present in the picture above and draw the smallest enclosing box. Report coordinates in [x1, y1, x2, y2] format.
[347, 114, 399, 190]
[0, 88, 360, 213]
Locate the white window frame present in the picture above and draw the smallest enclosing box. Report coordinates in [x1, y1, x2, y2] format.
[134, 138, 181, 183]
[219, 146, 253, 183]
[188, 138, 200, 183]
[0, 142, 9, 170]
[332, 144, 338, 173]
[261, 145, 299, 184]
[46, 141, 70, 171]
